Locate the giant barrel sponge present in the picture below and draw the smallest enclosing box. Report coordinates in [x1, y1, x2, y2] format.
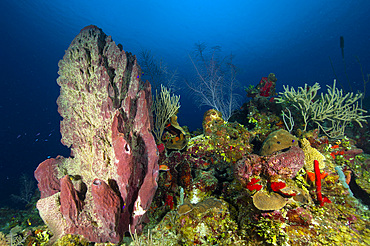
[34, 25, 159, 244]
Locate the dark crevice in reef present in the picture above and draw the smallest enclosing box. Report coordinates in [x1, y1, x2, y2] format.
[95, 28, 107, 56]
[121, 51, 135, 97]
[349, 173, 370, 206]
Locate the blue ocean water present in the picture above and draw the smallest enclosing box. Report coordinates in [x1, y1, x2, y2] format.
[0, 0, 369, 208]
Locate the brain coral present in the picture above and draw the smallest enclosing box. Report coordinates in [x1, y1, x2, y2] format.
[260, 129, 298, 156]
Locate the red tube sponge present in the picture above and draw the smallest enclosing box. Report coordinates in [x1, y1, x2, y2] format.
[314, 160, 331, 206]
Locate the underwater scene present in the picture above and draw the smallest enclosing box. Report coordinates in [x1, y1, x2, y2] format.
[1, 0, 370, 245]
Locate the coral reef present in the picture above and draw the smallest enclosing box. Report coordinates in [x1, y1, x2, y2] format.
[235, 144, 305, 186]
[34, 26, 159, 243]
[192, 109, 254, 163]
[4, 30, 369, 246]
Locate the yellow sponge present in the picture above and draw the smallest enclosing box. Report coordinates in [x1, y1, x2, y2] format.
[301, 138, 326, 171]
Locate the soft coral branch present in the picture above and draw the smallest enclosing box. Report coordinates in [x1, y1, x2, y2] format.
[187, 43, 240, 121]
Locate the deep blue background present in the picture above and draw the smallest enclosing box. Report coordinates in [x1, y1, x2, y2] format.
[1, 0, 369, 207]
